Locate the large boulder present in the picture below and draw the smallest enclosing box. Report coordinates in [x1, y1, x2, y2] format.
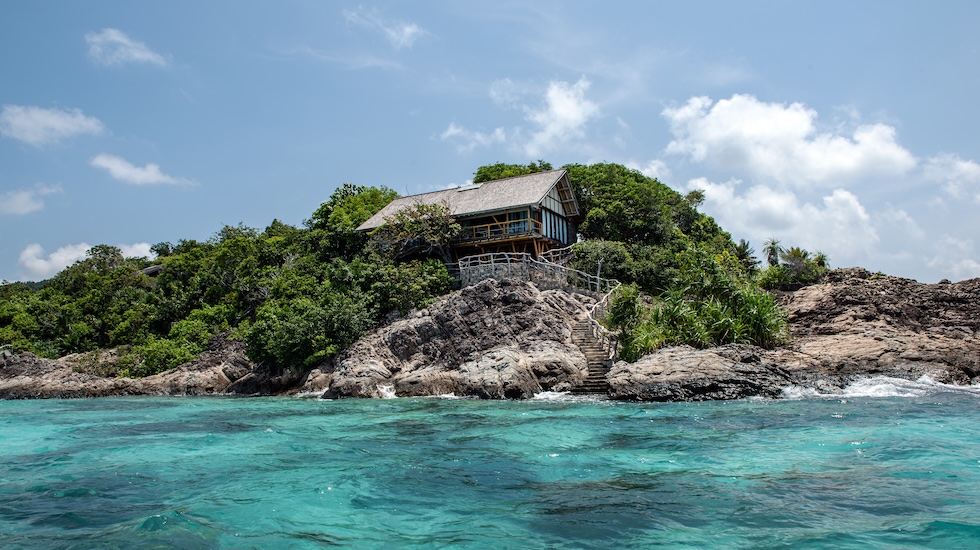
[313, 278, 590, 398]
[781, 269, 980, 384]
[606, 269, 980, 401]
[0, 335, 260, 399]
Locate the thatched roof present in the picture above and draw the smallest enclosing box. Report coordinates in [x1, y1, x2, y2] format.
[357, 169, 578, 231]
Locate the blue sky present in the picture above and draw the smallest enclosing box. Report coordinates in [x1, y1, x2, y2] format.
[2, 1, 979, 283]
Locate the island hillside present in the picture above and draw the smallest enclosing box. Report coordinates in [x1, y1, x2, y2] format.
[2, 162, 977, 399]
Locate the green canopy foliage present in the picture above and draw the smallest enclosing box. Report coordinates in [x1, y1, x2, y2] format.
[0, 184, 449, 376]
[1, 161, 788, 375]
[472, 160, 553, 183]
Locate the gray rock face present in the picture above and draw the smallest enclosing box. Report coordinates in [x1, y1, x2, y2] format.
[607, 270, 980, 401]
[0, 335, 258, 399]
[781, 269, 980, 385]
[312, 279, 590, 399]
[3, 269, 978, 401]
[607, 345, 807, 401]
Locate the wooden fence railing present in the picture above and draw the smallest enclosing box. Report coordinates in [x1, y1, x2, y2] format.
[456, 251, 620, 360]
[458, 219, 544, 242]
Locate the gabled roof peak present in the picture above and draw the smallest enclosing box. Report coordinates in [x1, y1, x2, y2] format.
[357, 169, 575, 231]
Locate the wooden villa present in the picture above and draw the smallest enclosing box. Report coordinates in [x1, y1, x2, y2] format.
[356, 169, 580, 259]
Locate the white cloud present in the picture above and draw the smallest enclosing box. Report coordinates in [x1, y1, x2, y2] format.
[440, 122, 506, 153]
[0, 105, 105, 147]
[120, 242, 153, 259]
[631, 159, 671, 181]
[18, 243, 90, 280]
[85, 28, 167, 67]
[0, 184, 62, 215]
[90, 153, 191, 185]
[663, 94, 916, 187]
[925, 153, 980, 203]
[690, 177, 879, 262]
[926, 235, 980, 282]
[877, 206, 926, 241]
[17, 242, 154, 280]
[343, 9, 425, 50]
[489, 78, 539, 108]
[524, 77, 600, 157]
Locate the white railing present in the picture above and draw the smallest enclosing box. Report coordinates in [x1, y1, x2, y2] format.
[537, 245, 574, 266]
[456, 250, 620, 360]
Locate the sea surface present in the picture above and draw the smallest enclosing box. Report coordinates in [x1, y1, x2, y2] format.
[1, 378, 979, 549]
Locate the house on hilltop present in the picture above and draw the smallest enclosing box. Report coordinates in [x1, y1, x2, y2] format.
[356, 169, 580, 259]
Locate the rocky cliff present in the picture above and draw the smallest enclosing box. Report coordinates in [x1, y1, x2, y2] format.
[301, 278, 591, 399]
[607, 269, 980, 400]
[2, 270, 978, 400]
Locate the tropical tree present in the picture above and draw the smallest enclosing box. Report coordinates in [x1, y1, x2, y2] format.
[472, 160, 553, 183]
[734, 239, 760, 274]
[762, 238, 782, 267]
[371, 201, 462, 263]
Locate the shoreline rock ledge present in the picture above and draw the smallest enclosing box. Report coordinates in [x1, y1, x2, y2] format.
[2, 270, 979, 400]
[301, 278, 592, 399]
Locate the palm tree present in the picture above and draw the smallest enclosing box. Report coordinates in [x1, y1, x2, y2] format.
[813, 251, 829, 269]
[780, 246, 810, 278]
[734, 239, 759, 274]
[762, 238, 782, 267]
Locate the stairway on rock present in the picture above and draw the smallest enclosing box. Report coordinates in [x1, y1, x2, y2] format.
[570, 320, 612, 395]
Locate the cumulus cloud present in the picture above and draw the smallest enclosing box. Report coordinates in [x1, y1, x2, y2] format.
[634, 159, 671, 181]
[877, 205, 925, 242]
[690, 177, 878, 261]
[18, 242, 154, 280]
[441, 77, 600, 156]
[663, 94, 916, 187]
[0, 184, 62, 215]
[524, 77, 599, 157]
[90, 153, 191, 185]
[119, 242, 153, 259]
[925, 153, 980, 203]
[18, 243, 90, 280]
[85, 28, 167, 67]
[926, 235, 980, 282]
[0, 105, 105, 147]
[343, 8, 425, 49]
[440, 122, 506, 153]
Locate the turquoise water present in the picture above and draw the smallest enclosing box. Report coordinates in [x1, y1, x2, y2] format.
[1, 379, 979, 548]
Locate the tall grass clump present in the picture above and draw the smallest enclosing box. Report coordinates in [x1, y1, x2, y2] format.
[607, 247, 788, 362]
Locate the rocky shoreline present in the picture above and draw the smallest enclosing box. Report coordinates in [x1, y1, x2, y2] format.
[2, 269, 978, 401]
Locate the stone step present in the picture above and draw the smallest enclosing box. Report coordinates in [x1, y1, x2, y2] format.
[570, 320, 613, 394]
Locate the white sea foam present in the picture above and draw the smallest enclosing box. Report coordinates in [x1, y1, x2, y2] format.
[782, 375, 980, 400]
[532, 391, 570, 401]
[422, 393, 472, 400]
[531, 391, 609, 403]
[375, 385, 397, 399]
[291, 390, 327, 399]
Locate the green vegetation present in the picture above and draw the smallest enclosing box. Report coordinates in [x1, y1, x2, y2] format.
[605, 248, 788, 361]
[0, 183, 450, 376]
[756, 239, 830, 289]
[1, 161, 807, 374]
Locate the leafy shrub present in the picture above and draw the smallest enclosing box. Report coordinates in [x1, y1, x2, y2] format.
[606, 248, 788, 361]
[125, 337, 200, 378]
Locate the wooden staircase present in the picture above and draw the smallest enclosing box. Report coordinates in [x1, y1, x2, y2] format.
[570, 320, 612, 395]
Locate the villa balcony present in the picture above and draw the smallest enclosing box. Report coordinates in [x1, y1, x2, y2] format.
[458, 219, 544, 243]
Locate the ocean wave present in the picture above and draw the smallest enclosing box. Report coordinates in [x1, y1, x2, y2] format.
[531, 391, 609, 402]
[781, 376, 980, 400]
